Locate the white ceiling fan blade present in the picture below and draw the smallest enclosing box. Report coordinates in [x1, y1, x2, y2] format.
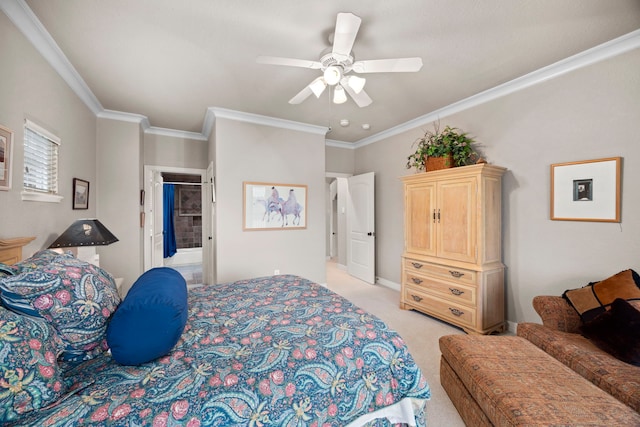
[342, 81, 372, 107]
[352, 57, 423, 73]
[332, 13, 361, 60]
[257, 56, 322, 70]
[288, 81, 317, 105]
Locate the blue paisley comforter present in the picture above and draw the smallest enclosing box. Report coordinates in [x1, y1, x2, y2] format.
[11, 275, 430, 426]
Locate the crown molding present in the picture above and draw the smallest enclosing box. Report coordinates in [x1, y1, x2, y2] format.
[210, 107, 329, 136]
[325, 139, 355, 149]
[352, 28, 640, 149]
[4, 0, 638, 148]
[97, 110, 208, 140]
[97, 109, 148, 125]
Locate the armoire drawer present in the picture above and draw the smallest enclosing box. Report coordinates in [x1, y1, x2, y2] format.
[404, 258, 477, 285]
[404, 271, 476, 305]
[403, 285, 476, 328]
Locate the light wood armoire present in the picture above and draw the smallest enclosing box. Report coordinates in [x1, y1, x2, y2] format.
[400, 164, 506, 334]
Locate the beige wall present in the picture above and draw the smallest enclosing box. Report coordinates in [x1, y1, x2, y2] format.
[356, 49, 640, 323]
[326, 145, 355, 174]
[144, 133, 208, 169]
[0, 12, 97, 256]
[96, 118, 144, 294]
[214, 117, 326, 284]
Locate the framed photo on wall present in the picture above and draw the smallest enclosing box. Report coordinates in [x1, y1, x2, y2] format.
[73, 178, 89, 210]
[550, 157, 621, 222]
[243, 181, 307, 230]
[0, 125, 13, 191]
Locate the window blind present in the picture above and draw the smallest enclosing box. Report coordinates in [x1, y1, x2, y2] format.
[23, 121, 60, 194]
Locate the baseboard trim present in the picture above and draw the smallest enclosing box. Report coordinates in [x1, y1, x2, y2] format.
[376, 277, 401, 292]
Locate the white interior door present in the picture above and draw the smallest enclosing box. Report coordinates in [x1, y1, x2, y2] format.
[202, 162, 215, 285]
[347, 172, 375, 284]
[150, 171, 164, 268]
[143, 168, 163, 270]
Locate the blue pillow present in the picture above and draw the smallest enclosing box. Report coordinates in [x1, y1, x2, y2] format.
[107, 267, 188, 365]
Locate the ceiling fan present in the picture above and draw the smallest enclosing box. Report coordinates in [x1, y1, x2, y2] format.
[257, 12, 423, 107]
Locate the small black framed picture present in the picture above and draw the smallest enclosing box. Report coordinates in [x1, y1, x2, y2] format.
[73, 178, 89, 209]
[573, 179, 593, 201]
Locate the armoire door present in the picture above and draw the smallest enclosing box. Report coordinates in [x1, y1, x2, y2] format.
[405, 181, 437, 257]
[436, 177, 477, 263]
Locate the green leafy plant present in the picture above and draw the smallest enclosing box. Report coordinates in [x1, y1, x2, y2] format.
[406, 122, 477, 171]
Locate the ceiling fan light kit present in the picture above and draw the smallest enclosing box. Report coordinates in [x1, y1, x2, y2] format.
[346, 75, 366, 94]
[333, 85, 348, 104]
[323, 66, 342, 85]
[257, 12, 423, 107]
[309, 77, 327, 98]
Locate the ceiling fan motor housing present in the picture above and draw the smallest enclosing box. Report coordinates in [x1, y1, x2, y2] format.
[320, 51, 354, 74]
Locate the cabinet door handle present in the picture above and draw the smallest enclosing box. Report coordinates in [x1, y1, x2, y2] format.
[411, 262, 423, 269]
[432, 209, 436, 223]
[449, 308, 464, 317]
[449, 288, 464, 296]
[449, 270, 464, 278]
[437, 209, 441, 223]
[411, 277, 423, 284]
[411, 295, 423, 302]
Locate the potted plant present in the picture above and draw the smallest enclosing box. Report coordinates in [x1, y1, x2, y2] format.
[406, 122, 477, 172]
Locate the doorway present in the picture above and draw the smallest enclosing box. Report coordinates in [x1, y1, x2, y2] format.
[326, 172, 375, 284]
[161, 172, 203, 286]
[143, 165, 211, 286]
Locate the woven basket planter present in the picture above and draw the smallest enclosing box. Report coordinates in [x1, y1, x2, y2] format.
[426, 154, 454, 171]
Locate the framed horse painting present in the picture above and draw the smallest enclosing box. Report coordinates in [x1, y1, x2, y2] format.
[243, 182, 307, 230]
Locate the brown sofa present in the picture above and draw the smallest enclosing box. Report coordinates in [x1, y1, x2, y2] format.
[439, 295, 640, 426]
[517, 295, 640, 412]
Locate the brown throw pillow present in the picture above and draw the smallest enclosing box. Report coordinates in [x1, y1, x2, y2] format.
[580, 298, 640, 366]
[563, 269, 640, 322]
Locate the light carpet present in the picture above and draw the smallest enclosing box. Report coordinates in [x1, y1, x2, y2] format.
[325, 260, 466, 427]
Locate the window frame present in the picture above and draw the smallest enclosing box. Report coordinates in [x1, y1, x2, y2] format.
[21, 119, 63, 203]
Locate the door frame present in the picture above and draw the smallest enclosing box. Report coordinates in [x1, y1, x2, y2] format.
[143, 165, 207, 273]
[326, 172, 352, 268]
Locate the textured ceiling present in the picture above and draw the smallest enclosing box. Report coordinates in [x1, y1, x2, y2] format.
[20, 0, 640, 143]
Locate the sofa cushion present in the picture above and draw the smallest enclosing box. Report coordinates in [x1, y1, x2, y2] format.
[0, 305, 65, 422]
[107, 267, 188, 365]
[580, 298, 640, 366]
[532, 295, 582, 333]
[517, 322, 640, 412]
[562, 269, 640, 323]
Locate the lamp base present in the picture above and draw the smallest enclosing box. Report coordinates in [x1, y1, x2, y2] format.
[77, 246, 100, 267]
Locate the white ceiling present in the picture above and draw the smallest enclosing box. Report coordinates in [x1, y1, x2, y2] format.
[9, 0, 640, 144]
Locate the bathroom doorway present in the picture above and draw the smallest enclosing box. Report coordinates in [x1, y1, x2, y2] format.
[161, 172, 203, 286]
[143, 165, 212, 287]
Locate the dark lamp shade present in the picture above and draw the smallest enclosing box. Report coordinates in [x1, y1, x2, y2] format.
[49, 219, 119, 248]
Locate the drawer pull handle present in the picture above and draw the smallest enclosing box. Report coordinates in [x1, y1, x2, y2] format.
[411, 277, 423, 284]
[411, 295, 423, 302]
[449, 270, 465, 278]
[411, 262, 423, 269]
[449, 288, 464, 296]
[449, 308, 464, 317]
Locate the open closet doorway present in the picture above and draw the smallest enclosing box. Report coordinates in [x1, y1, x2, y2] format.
[143, 165, 213, 287]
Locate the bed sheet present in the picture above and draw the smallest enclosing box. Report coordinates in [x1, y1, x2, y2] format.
[10, 274, 430, 426]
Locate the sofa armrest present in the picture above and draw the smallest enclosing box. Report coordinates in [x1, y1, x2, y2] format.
[532, 296, 582, 333]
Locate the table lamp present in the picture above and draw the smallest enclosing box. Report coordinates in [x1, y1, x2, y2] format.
[49, 218, 118, 266]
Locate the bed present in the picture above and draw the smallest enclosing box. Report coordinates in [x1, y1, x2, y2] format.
[0, 247, 430, 426]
